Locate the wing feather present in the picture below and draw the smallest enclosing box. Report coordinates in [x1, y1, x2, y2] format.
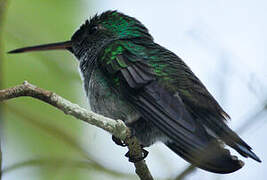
[98, 41, 247, 172]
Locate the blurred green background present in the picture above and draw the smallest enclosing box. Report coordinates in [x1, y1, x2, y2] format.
[1, 1, 135, 180]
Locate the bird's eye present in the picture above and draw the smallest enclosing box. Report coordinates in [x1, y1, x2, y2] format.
[89, 26, 98, 34]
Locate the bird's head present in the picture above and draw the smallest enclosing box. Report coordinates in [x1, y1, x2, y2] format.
[8, 11, 152, 60]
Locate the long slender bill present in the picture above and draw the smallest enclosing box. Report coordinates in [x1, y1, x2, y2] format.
[8, 40, 72, 54]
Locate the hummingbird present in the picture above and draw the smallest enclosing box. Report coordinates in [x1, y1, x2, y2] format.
[9, 10, 261, 173]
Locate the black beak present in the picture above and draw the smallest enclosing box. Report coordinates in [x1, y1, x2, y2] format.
[8, 40, 73, 54]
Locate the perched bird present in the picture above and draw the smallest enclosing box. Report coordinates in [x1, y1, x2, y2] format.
[9, 10, 261, 173]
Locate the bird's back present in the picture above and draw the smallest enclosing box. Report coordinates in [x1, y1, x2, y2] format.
[95, 38, 260, 173]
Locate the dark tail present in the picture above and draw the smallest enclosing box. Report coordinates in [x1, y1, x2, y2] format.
[164, 121, 261, 173]
[201, 113, 261, 163]
[217, 123, 261, 163]
[165, 141, 244, 174]
[161, 116, 252, 174]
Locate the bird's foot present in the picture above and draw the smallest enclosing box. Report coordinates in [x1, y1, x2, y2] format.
[125, 148, 149, 163]
[112, 135, 127, 147]
[112, 133, 148, 163]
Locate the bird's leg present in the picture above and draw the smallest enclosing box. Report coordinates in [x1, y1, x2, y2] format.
[112, 135, 127, 147]
[112, 124, 149, 163]
[112, 117, 139, 147]
[124, 127, 149, 162]
[125, 144, 149, 163]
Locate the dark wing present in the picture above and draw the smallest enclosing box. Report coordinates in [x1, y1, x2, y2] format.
[155, 45, 261, 163]
[98, 41, 244, 173]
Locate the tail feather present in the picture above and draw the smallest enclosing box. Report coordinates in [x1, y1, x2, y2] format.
[164, 122, 245, 174]
[201, 114, 261, 163]
[211, 120, 262, 163]
[166, 141, 244, 174]
[233, 142, 261, 162]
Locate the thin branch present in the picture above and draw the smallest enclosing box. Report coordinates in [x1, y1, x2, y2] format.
[0, 81, 153, 180]
[0, 81, 128, 139]
[175, 165, 196, 180]
[237, 106, 267, 134]
[2, 158, 134, 179]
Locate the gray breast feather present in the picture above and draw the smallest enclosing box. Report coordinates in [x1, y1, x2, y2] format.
[80, 66, 170, 147]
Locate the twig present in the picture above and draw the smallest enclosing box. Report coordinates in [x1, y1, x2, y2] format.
[2, 158, 134, 179]
[237, 106, 267, 134]
[175, 165, 196, 180]
[0, 81, 153, 180]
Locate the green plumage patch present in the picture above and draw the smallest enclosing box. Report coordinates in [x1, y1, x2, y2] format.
[100, 40, 170, 78]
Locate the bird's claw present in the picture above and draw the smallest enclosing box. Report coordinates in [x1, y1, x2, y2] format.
[112, 135, 127, 147]
[112, 134, 148, 163]
[125, 148, 149, 163]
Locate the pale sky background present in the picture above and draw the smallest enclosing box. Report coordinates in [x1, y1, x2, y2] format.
[81, 0, 267, 180]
